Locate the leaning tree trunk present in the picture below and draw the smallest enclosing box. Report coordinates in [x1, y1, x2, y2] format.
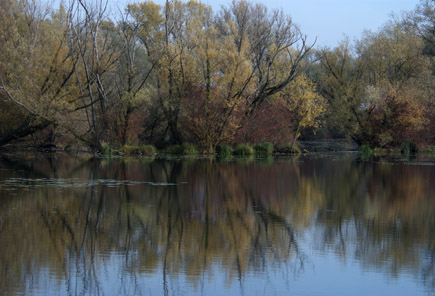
[0, 116, 52, 148]
[0, 76, 53, 148]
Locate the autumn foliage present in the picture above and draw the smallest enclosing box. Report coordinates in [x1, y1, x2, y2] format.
[0, 0, 435, 151]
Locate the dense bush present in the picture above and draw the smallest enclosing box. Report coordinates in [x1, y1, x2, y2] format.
[233, 144, 254, 157]
[165, 143, 198, 155]
[254, 142, 274, 156]
[101, 142, 113, 156]
[216, 145, 233, 158]
[181, 143, 198, 155]
[360, 144, 373, 159]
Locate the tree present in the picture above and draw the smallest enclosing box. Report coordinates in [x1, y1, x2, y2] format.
[100, 10, 157, 146]
[217, 0, 314, 116]
[178, 1, 252, 150]
[315, 40, 365, 141]
[355, 22, 429, 146]
[0, 0, 79, 148]
[316, 21, 430, 146]
[129, 0, 193, 145]
[412, 0, 435, 57]
[279, 74, 326, 144]
[66, 0, 121, 151]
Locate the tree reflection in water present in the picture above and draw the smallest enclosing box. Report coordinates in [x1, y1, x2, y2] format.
[0, 154, 433, 295]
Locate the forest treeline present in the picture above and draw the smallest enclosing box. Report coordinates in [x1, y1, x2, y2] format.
[0, 0, 434, 153]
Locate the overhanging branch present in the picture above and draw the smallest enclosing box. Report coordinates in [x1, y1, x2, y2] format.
[0, 74, 37, 116]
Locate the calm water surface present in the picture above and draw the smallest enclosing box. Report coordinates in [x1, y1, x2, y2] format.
[0, 153, 434, 296]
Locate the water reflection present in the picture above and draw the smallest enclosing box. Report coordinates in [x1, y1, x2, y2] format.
[0, 154, 434, 295]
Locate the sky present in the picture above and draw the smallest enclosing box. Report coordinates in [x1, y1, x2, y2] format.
[114, 0, 421, 47]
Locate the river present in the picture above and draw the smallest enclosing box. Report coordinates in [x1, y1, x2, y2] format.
[0, 153, 434, 295]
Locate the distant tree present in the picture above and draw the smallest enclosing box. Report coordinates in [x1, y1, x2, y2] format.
[316, 20, 430, 146]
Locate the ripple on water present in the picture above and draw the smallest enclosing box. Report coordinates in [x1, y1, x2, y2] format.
[0, 177, 184, 190]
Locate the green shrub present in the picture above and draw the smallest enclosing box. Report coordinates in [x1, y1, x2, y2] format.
[254, 142, 274, 156]
[122, 145, 136, 155]
[101, 142, 113, 156]
[216, 145, 233, 158]
[140, 144, 156, 156]
[360, 144, 373, 159]
[181, 143, 198, 155]
[233, 144, 254, 157]
[401, 141, 418, 156]
[165, 143, 198, 155]
[122, 144, 156, 156]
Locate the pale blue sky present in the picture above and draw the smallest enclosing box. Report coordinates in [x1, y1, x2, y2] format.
[113, 0, 421, 47]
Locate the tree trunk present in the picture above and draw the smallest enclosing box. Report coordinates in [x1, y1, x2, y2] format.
[0, 117, 52, 148]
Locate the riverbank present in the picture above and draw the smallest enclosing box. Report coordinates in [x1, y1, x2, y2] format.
[1, 139, 434, 160]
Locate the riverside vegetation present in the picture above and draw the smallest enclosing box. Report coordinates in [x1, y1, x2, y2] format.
[1, 0, 435, 155]
[100, 141, 296, 158]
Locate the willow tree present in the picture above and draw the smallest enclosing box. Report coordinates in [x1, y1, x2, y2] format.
[0, 0, 79, 147]
[129, 0, 209, 145]
[128, 0, 314, 148]
[177, 1, 253, 150]
[315, 40, 366, 141]
[217, 0, 314, 116]
[279, 74, 326, 145]
[110, 12, 156, 146]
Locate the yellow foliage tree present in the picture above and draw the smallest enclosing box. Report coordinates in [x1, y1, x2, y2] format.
[0, 0, 80, 147]
[279, 74, 326, 142]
